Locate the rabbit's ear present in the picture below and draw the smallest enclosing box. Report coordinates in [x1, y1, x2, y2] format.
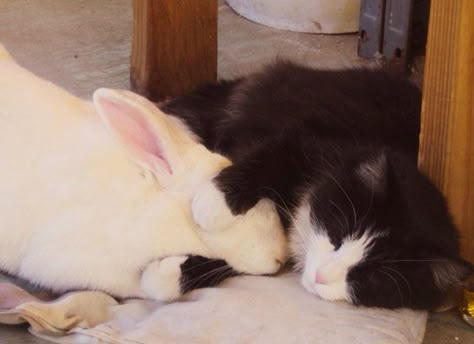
[93, 88, 192, 181]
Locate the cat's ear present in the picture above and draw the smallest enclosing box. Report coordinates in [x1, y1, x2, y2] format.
[356, 151, 388, 193]
[431, 257, 473, 290]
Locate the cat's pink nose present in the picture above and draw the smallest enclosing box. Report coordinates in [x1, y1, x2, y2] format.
[315, 271, 327, 284]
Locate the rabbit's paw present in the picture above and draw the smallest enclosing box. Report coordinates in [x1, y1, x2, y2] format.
[140, 256, 187, 302]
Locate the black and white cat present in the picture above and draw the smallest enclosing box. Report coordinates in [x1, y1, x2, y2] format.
[160, 61, 473, 310]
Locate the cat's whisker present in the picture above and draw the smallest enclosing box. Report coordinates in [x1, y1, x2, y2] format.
[177, 258, 229, 273]
[290, 256, 304, 271]
[378, 269, 404, 306]
[181, 265, 234, 290]
[384, 259, 450, 263]
[290, 223, 312, 258]
[329, 200, 350, 236]
[182, 264, 232, 283]
[326, 173, 358, 229]
[319, 152, 340, 176]
[358, 179, 375, 226]
[200, 267, 234, 291]
[258, 186, 294, 218]
[260, 193, 312, 256]
[328, 207, 347, 236]
[383, 266, 413, 303]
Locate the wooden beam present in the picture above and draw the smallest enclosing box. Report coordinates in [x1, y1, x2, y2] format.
[418, 0, 474, 262]
[130, 0, 217, 102]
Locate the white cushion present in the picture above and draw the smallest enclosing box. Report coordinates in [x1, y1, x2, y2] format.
[0, 273, 426, 344]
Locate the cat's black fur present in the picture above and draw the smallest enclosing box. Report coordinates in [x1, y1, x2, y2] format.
[179, 256, 238, 294]
[161, 61, 472, 310]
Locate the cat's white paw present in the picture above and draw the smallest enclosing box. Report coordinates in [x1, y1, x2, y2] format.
[192, 180, 237, 233]
[192, 180, 287, 275]
[140, 256, 187, 302]
[196, 198, 288, 275]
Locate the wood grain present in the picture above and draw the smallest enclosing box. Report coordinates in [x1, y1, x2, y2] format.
[418, 0, 474, 262]
[130, 0, 217, 101]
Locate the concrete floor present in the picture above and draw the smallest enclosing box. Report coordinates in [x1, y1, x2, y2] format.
[0, 0, 473, 343]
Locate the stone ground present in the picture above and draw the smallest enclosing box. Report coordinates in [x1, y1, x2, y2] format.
[0, 0, 473, 343]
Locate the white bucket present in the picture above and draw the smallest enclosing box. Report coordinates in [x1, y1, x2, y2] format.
[226, 0, 361, 34]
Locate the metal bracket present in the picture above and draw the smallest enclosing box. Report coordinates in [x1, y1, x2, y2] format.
[358, 0, 429, 73]
[358, 0, 385, 59]
[383, 0, 415, 70]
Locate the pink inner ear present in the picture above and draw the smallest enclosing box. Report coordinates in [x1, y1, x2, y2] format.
[99, 98, 172, 174]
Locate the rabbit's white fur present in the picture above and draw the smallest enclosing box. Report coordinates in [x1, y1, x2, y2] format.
[0, 44, 287, 300]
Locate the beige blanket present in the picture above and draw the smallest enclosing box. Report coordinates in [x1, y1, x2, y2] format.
[0, 273, 426, 344]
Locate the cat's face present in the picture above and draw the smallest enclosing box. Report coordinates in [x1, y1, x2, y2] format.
[290, 151, 472, 310]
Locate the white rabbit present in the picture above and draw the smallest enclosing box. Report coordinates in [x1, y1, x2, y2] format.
[0, 44, 287, 301]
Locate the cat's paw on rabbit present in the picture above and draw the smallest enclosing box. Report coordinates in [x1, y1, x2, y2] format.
[141, 254, 238, 302]
[141, 256, 188, 301]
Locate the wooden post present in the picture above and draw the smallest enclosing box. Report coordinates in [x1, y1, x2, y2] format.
[130, 0, 217, 102]
[418, 0, 474, 262]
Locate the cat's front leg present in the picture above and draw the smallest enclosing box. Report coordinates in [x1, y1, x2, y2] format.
[194, 137, 303, 232]
[140, 255, 236, 301]
[192, 171, 287, 275]
[191, 161, 267, 234]
[140, 256, 188, 301]
[192, 178, 240, 234]
[179, 256, 238, 293]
